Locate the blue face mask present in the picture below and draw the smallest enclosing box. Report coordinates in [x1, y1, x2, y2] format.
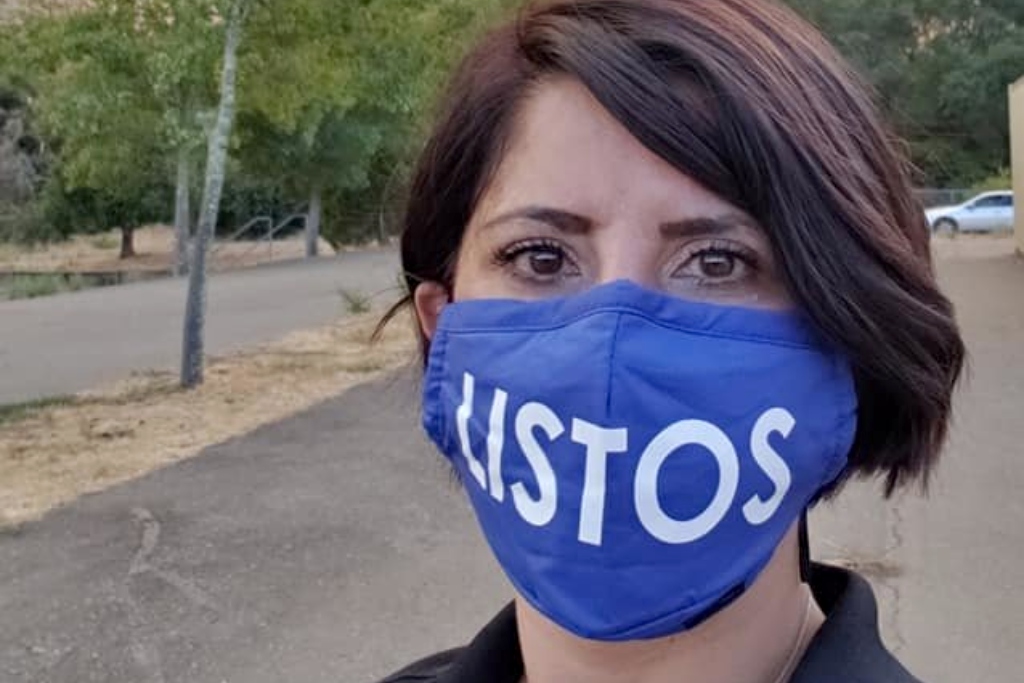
[422, 280, 857, 641]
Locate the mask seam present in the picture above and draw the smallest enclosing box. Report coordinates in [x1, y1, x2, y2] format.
[605, 313, 624, 417]
[827, 353, 855, 481]
[423, 330, 451, 448]
[442, 307, 816, 351]
[574, 573, 737, 640]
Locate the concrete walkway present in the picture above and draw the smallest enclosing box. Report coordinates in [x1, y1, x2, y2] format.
[0, 244, 1021, 683]
[0, 249, 401, 404]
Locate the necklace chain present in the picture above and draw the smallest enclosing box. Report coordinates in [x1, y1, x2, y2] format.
[770, 590, 816, 683]
[521, 590, 818, 683]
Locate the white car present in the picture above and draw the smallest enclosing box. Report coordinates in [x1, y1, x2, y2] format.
[925, 191, 1015, 234]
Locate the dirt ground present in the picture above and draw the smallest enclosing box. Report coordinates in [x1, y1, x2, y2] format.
[930, 232, 1018, 261]
[0, 225, 338, 274]
[0, 309, 418, 528]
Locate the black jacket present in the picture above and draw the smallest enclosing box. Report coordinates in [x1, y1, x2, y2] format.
[377, 564, 922, 683]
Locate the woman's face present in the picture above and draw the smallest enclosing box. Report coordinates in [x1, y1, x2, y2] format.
[456, 78, 789, 307]
[415, 77, 791, 335]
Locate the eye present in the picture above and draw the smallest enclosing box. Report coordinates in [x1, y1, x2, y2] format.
[525, 250, 564, 276]
[672, 243, 757, 285]
[494, 239, 581, 283]
[696, 251, 738, 279]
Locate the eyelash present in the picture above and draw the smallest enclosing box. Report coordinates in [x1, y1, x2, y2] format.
[491, 239, 579, 282]
[491, 238, 760, 284]
[676, 240, 760, 279]
[493, 238, 566, 263]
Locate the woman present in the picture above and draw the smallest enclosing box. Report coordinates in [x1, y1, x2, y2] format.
[376, 0, 964, 681]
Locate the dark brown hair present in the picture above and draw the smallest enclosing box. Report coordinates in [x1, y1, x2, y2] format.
[386, 0, 965, 494]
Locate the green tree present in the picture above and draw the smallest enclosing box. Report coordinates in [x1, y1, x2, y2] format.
[4, 0, 224, 257]
[786, 0, 1024, 186]
[181, 0, 250, 388]
[4, 5, 159, 254]
[234, 0, 374, 257]
[234, 0, 517, 255]
[141, 0, 224, 274]
[236, 107, 387, 255]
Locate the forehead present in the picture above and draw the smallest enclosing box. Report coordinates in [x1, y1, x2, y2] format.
[474, 77, 741, 226]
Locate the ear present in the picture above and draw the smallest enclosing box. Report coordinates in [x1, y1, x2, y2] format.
[413, 281, 450, 341]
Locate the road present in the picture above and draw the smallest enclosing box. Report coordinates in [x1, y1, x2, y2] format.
[0, 250, 401, 404]
[0, 241, 1021, 683]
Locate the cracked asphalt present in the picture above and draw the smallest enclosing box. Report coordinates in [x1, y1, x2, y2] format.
[0, 246, 1022, 683]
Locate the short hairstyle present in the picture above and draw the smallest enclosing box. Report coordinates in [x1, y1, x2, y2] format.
[386, 0, 966, 494]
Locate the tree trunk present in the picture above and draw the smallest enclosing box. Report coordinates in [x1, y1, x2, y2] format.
[173, 147, 191, 276]
[306, 186, 322, 258]
[119, 225, 136, 259]
[180, 1, 247, 389]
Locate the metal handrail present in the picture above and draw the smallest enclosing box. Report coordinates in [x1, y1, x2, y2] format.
[207, 211, 308, 270]
[264, 213, 307, 261]
[266, 212, 307, 241]
[212, 215, 272, 252]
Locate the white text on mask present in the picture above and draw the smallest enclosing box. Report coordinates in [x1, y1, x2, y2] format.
[455, 372, 794, 546]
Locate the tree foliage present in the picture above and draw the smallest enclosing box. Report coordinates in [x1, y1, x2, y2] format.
[785, 0, 1024, 186]
[181, 0, 250, 388]
[234, 0, 517, 247]
[0, 0, 518, 248]
[4, 0, 1018, 252]
[0, 0, 224, 251]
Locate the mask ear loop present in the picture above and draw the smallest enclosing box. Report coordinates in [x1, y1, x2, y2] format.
[798, 513, 811, 583]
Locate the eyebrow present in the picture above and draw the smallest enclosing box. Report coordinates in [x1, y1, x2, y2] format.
[482, 206, 592, 234]
[658, 212, 755, 239]
[481, 205, 756, 238]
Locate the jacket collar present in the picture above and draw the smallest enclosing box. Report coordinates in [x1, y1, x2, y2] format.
[438, 564, 918, 683]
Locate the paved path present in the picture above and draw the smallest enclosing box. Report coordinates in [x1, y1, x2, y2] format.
[0, 249, 401, 404]
[0, 245, 1021, 683]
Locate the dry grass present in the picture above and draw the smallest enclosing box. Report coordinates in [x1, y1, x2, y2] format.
[0, 0, 92, 24]
[0, 225, 338, 274]
[0, 311, 417, 528]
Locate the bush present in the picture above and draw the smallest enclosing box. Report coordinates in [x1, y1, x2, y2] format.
[339, 288, 371, 314]
[4, 273, 88, 300]
[0, 200, 62, 245]
[321, 150, 410, 248]
[89, 234, 119, 250]
[27, 173, 172, 245]
[217, 179, 293, 237]
[972, 169, 1014, 194]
